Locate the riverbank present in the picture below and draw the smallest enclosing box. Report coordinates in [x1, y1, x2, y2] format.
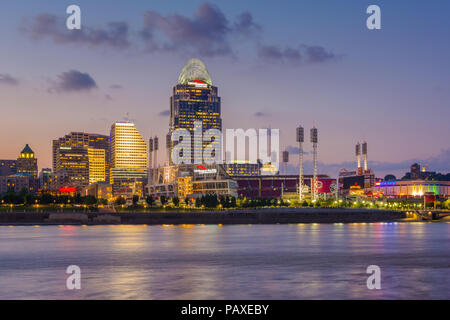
[0, 208, 406, 225]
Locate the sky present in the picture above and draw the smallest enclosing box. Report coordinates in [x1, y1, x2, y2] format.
[0, 0, 449, 178]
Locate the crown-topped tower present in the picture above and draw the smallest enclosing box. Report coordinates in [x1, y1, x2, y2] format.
[168, 58, 222, 165]
[17, 144, 38, 178]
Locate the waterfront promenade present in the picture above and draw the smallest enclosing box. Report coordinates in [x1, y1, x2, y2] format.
[0, 208, 406, 225]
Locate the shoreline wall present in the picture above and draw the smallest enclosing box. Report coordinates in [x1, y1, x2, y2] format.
[0, 208, 405, 225]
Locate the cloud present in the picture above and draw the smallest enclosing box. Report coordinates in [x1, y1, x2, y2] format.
[110, 84, 123, 90]
[0, 74, 19, 86]
[50, 70, 97, 93]
[234, 12, 261, 36]
[141, 2, 231, 57]
[140, 2, 260, 57]
[21, 13, 130, 49]
[159, 110, 170, 117]
[284, 148, 450, 178]
[257, 45, 302, 64]
[258, 44, 339, 65]
[303, 45, 338, 63]
[20, 5, 340, 66]
[254, 111, 269, 117]
[284, 145, 311, 156]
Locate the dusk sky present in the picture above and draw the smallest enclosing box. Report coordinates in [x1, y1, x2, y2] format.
[1, 0, 449, 178]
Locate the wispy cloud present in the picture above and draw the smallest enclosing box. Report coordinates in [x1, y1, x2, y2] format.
[258, 44, 339, 65]
[140, 2, 259, 57]
[284, 148, 450, 177]
[0, 74, 19, 86]
[254, 111, 269, 117]
[49, 70, 97, 93]
[19, 3, 341, 65]
[21, 13, 130, 49]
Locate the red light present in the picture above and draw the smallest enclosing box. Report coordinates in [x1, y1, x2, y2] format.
[59, 187, 77, 193]
[195, 165, 207, 170]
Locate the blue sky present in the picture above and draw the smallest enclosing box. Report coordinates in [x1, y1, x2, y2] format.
[0, 0, 449, 178]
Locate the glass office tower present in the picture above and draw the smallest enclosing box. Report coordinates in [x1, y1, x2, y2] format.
[53, 132, 109, 189]
[110, 122, 148, 197]
[168, 58, 222, 165]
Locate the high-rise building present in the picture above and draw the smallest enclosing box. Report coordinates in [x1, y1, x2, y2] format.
[168, 58, 222, 165]
[0, 160, 17, 176]
[16, 144, 38, 178]
[53, 132, 109, 190]
[39, 168, 52, 191]
[88, 134, 110, 184]
[110, 122, 148, 197]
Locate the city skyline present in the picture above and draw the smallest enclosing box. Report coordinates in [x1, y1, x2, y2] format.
[1, 1, 450, 178]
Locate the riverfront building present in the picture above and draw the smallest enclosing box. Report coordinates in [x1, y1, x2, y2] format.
[234, 175, 336, 200]
[225, 161, 262, 177]
[110, 122, 148, 197]
[52, 132, 110, 190]
[16, 144, 38, 178]
[0, 160, 17, 176]
[148, 164, 237, 199]
[168, 58, 222, 165]
[373, 180, 450, 199]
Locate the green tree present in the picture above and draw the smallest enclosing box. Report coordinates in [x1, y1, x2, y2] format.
[40, 193, 54, 204]
[172, 196, 180, 207]
[132, 195, 139, 206]
[115, 196, 126, 206]
[84, 195, 97, 206]
[231, 197, 237, 208]
[160, 196, 168, 206]
[146, 195, 155, 207]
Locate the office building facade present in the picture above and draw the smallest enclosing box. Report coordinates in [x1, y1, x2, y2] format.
[16, 144, 38, 178]
[110, 122, 148, 197]
[168, 58, 222, 165]
[53, 132, 110, 190]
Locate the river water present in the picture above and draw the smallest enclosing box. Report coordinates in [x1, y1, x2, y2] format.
[0, 222, 449, 299]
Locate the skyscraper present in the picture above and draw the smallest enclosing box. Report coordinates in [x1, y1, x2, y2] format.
[168, 58, 222, 165]
[16, 144, 38, 178]
[53, 132, 109, 189]
[110, 122, 148, 196]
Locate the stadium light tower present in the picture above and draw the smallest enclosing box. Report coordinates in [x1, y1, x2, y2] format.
[149, 137, 154, 169]
[154, 136, 159, 169]
[296, 126, 304, 203]
[282, 150, 289, 175]
[356, 142, 361, 174]
[311, 127, 318, 202]
[362, 141, 368, 171]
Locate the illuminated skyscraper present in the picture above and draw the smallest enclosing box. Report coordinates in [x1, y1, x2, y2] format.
[168, 58, 222, 165]
[16, 144, 38, 178]
[110, 122, 148, 196]
[53, 133, 109, 189]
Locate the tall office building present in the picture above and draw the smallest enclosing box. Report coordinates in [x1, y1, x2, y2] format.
[168, 58, 222, 165]
[88, 134, 110, 184]
[16, 144, 38, 178]
[110, 122, 148, 196]
[0, 160, 17, 176]
[53, 132, 109, 189]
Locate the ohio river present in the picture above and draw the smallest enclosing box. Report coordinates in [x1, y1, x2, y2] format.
[0, 222, 449, 299]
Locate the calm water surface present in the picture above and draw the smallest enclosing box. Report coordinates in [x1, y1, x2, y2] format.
[0, 222, 449, 299]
